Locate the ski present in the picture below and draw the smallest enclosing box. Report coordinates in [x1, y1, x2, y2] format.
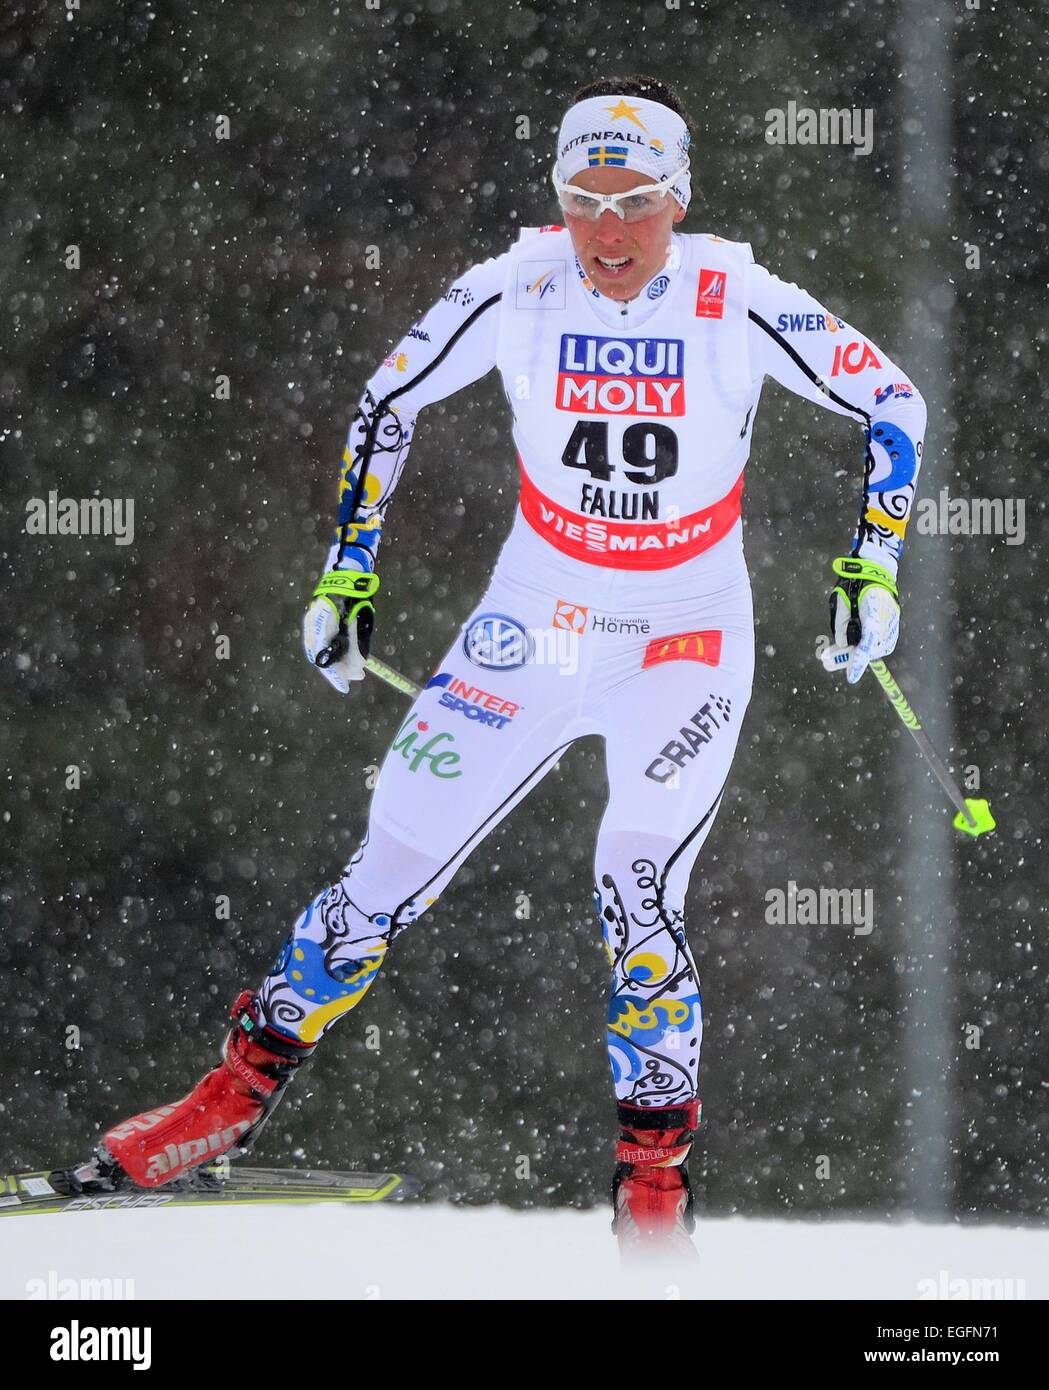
[0, 1164, 419, 1217]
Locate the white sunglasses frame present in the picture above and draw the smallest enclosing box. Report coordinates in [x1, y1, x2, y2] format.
[549, 160, 690, 221]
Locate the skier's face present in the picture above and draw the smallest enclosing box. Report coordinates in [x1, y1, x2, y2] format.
[563, 166, 686, 302]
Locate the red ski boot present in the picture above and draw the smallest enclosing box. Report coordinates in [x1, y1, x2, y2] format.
[611, 1097, 701, 1259]
[98, 991, 315, 1188]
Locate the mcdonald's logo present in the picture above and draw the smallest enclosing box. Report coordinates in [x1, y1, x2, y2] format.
[642, 629, 723, 670]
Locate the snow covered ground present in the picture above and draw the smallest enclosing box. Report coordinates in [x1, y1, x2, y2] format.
[3, 1204, 1046, 1300]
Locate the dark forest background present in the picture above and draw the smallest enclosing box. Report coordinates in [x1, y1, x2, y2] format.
[1, 0, 1045, 1217]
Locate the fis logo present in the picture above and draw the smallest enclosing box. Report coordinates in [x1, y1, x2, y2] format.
[425, 671, 521, 730]
[642, 629, 723, 669]
[556, 335, 685, 416]
[528, 271, 559, 301]
[517, 260, 566, 310]
[695, 268, 727, 319]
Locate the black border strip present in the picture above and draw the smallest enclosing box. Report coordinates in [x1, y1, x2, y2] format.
[749, 309, 876, 555]
[392, 735, 577, 921]
[337, 292, 503, 563]
[748, 309, 872, 424]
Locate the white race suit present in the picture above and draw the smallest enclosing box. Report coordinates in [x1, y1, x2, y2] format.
[257, 227, 926, 1112]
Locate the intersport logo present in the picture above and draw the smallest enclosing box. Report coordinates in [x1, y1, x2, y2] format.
[556, 334, 685, 416]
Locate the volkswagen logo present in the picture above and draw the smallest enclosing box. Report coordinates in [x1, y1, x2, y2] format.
[462, 613, 534, 670]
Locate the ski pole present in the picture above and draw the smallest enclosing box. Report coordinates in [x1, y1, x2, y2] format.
[314, 628, 421, 698]
[820, 645, 995, 838]
[364, 655, 420, 698]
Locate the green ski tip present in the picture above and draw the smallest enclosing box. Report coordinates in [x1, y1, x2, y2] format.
[953, 798, 996, 837]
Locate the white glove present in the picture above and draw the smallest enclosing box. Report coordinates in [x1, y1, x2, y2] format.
[826, 557, 900, 685]
[303, 596, 366, 692]
[302, 570, 380, 695]
[841, 584, 899, 684]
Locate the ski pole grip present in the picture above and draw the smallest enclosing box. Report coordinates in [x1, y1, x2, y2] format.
[314, 631, 348, 669]
[310, 570, 380, 669]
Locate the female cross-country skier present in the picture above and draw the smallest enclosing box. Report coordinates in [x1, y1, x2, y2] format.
[90, 75, 926, 1253]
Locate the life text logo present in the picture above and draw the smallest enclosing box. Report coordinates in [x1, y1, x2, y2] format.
[391, 717, 464, 779]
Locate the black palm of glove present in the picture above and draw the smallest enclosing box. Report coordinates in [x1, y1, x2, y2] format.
[302, 570, 380, 693]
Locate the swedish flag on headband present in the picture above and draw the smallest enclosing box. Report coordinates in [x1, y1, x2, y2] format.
[587, 145, 628, 166]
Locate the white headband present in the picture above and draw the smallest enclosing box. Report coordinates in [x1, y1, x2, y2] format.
[555, 94, 692, 210]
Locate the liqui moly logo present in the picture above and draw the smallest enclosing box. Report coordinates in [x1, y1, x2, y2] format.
[556, 335, 685, 416]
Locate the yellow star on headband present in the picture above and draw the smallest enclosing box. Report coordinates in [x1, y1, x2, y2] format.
[604, 98, 647, 129]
